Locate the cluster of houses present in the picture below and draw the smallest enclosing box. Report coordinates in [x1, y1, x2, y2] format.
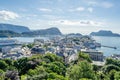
[0, 35, 104, 63]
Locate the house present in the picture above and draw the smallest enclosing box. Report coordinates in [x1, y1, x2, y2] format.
[31, 47, 45, 54]
[2, 46, 12, 54]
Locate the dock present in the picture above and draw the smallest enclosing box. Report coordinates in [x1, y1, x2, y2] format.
[101, 45, 117, 49]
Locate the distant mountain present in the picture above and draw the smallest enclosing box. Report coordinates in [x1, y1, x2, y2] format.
[0, 23, 30, 33]
[0, 23, 62, 37]
[67, 33, 82, 37]
[0, 30, 21, 37]
[22, 27, 62, 36]
[90, 30, 120, 37]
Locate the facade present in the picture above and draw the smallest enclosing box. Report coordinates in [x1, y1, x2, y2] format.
[81, 49, 104, 61]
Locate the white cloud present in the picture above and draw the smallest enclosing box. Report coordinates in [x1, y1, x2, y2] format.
[38, 8, 52, 12]
[69, 7, 85, 12]
[69, 7, 94, 13]
[87, 7, 93, 13]
[101, 2, 113, 8]
[76, 7, 85, 11]
[87, 1, 113, 8]
[0, 10, 19, 20]
[50, 20, 104, 27]
[88, 1, 98, 6]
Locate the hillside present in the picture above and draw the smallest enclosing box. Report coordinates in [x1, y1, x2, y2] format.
[90, 30, 120, 37]
[0, 23, 30, 33]
[0, 30, 21, 37]
[22, 27, 62, 36]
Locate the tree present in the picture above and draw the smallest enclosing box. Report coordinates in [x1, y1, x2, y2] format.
[44, 61, 66, 76]
[109, 70, 116, 80]
[92, 64, 99, 73]
[106, 58, 120, 67]
[48, 72, 67, 80]
[43, 53, 63, 63]
[0, 69, 5, 80]
[27, 66, 48, 80]
[114, 71, 120, 80]
[14, 58, 29, 75]
[5, 70, 19, 80]
[78, 52, 92, 63]
[0, 60, 8, 71]
[102, 64, 120, 73]
[69, 61, 96, 80]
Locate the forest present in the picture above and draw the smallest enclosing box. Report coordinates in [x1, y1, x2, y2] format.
[0, 52, 120, 80]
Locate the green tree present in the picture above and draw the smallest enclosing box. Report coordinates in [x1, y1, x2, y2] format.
[109, 70, 116, 80]
[27, 66, 48, 80]
[78, 52, 92, 63]
[44, 61, 66, 76]
[69, 61, 96, 80]
[48, 72, 67, 80]
[0, 60, 8, 71]
[14, 57, 29, 75]
[114, 71, 120, 80]
[106, 58, 120, 67]
[0, 69, 5, 80]
[102, 64, 120, 73]
[43, 53, 63, 63]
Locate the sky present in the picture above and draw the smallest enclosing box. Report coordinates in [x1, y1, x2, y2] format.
[0, 0, 119, 34]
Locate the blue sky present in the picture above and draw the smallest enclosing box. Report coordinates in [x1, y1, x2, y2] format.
[0, 0, 119, 34]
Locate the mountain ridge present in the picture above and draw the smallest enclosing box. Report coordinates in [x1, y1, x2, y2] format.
[0, 23, 62, 37]
[0, 23, 30, 33]
[90, 30, 120, 37]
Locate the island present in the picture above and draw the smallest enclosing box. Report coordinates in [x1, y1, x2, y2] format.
[90, 30, 120, 37]
[0, 23, 62, 37]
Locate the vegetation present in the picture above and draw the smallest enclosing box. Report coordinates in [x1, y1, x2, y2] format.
[0, 30, 21, 37]
[0, 53, 120, 80]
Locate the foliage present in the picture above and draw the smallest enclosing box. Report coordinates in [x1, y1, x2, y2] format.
[27, 66, 48, 80]
[78, 52, 92, 63]
[44, 61, 66, 76]
[43, 53, 63, 63]
[106, 58, 120, 67]
[69, 61, 97, 80]
[0, 60, 8, 71]
[0, 53, 120, 80]
[47, 72, 67, 80]
[5, 70, 19, 80]
[114, 71, 120, 80]
[102, 64, 120, 73]
[0, 69, 5, 80]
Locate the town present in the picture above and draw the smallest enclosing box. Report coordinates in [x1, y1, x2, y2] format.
[0, 34, 107, 65]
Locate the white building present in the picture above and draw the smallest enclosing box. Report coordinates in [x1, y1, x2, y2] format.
[81, 49, 104, 61]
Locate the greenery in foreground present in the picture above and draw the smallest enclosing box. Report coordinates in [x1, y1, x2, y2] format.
[0, 52, 120, 80]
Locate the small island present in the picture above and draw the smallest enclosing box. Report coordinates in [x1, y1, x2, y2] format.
[90, 30, 120, 37]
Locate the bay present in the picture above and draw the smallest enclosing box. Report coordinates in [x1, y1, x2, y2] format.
[92, 36, 120, 57]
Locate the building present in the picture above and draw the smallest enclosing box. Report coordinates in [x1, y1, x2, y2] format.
[81, 49, 104, 61]
[34, 39, 44, 45]
[2, 46, 12, 53]
[31, 47, 45, 54]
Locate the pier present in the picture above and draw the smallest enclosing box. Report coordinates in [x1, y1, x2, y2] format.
[101, 45, 117, 49]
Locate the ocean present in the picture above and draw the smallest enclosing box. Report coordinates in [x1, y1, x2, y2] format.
[92, 36, 120, 56]
[0, 36, 120, 57]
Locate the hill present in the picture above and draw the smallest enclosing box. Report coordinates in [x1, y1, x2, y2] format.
[90, 30, 120, 37]
[22, 27, 62, 36]
[0, 30, 21, 37]
[0, 23, 30, 33]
